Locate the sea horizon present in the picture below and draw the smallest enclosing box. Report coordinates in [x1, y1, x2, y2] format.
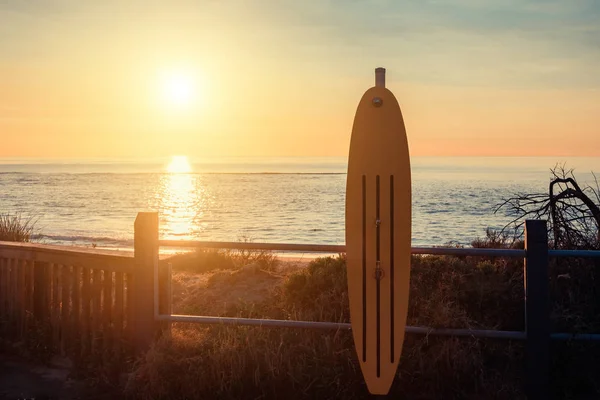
[1, 156, 598, 253]
[1, 155, 599, 173]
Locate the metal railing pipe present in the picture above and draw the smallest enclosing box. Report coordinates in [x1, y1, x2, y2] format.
[158, 240, 530, 258]
[550, 333, 600, 341]
[548, 249, 600, 258]
[411, 247, 526, 257]
[157, 314, 527, 340]
[158, 240, 346, 253]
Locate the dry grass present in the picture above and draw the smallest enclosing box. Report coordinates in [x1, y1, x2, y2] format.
[3, 229, 597, 399]
[124, 233, 538, 399]
[0, 212, 37, 242]
[123, 230, 600, 399]
[167, 239, 279, 275]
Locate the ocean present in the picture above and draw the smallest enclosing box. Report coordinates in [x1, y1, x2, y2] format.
[1, 157, 598, 253]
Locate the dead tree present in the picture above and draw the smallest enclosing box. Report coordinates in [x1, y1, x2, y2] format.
[495, 165, 600, 249]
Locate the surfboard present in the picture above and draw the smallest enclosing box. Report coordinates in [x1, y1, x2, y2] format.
[345, 68, 411, 395]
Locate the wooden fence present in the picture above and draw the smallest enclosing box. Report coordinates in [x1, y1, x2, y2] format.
[0, 213, 170, 374]
[0, 243, 134, 366]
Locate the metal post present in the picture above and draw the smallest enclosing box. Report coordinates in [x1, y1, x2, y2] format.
[524, 220, 550, 400]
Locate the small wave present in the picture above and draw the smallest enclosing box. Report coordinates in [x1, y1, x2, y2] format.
[15, 178, 41, 183]
[423, 209, 451, 214]
[32, 234, 133, 247]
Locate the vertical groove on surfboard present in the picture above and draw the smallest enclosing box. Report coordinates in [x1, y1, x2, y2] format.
[362, 175, 367, 362]
[376, 175, 381, 378]
[390, 175, 395, 363]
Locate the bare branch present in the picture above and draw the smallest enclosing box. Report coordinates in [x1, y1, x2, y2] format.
[496, 165, 600, 249]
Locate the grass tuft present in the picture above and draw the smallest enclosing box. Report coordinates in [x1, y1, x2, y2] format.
[0, 213, 37, 242]
[168, 236, 279, 275]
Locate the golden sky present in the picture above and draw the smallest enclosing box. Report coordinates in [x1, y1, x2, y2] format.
[1, 0, 599, 158]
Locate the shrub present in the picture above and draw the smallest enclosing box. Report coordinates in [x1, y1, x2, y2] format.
[127, 254, 525, 399]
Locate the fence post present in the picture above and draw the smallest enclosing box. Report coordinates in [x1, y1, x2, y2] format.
[132, 212, 161, 353]
[524, 219, 550, 400]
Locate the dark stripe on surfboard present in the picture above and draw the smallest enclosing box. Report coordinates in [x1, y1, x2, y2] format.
[376, 175, 381, 378]
[362, 175, 367, 362]
[390, 175, 395, 363]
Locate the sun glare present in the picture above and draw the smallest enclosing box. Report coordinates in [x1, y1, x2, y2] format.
[167, 156, 192, 174]
[160, 71, 198, 109]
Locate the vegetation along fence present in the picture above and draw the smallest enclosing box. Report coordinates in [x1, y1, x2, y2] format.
[2, 212, 600, 399]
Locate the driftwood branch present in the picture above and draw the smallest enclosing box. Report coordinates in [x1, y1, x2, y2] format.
[495, 165, 600, 249]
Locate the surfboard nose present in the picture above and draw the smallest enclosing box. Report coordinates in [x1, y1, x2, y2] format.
[375, 67, 386, 88]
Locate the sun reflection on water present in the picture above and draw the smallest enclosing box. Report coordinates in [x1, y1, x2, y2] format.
[158, 173, 209, 240]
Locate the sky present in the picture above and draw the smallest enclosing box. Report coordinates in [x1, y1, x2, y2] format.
[0, 0, 599, 159]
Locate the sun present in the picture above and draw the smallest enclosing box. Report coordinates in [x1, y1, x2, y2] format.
[167, 156, 192, 174]
[160, 70, 198, 109]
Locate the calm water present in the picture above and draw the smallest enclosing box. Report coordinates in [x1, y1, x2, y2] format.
[1, 157, 598, 251]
